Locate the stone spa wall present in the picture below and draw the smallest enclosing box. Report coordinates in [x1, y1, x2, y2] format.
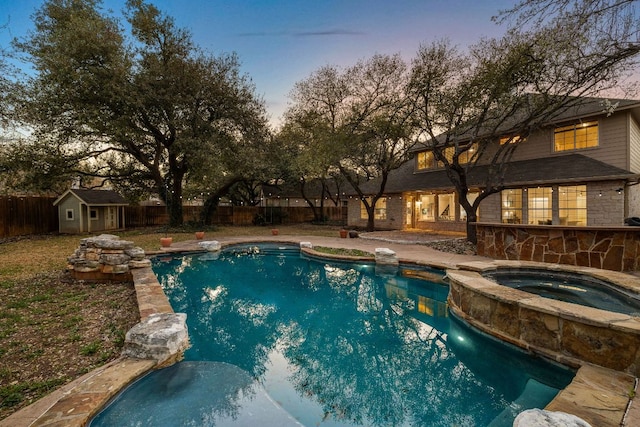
[476, 223, 640, 272]
[446, 261, 640, 376]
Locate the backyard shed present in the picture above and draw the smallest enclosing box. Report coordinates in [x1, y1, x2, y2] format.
[53, 189, 128, 234]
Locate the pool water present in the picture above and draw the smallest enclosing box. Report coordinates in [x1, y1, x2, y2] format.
[485, 269, 640, 316]
[91, 244, 574, 427]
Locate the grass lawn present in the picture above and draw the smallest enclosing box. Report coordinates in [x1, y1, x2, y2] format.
[0, 224, 344, 421]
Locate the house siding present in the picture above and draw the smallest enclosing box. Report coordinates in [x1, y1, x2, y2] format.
[585, 113, 629, 170]
[58, 196, 81, 234]
[630, 115, 640, 173]
[477, 193, 501, 223]
[627, 183, 640, 218]
[507, 130, 552, 162]
[586, 181, 626, 226]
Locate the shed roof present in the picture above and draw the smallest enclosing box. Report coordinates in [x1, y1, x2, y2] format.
[53, 189, 129, 206]
[355, 154, 636, 194]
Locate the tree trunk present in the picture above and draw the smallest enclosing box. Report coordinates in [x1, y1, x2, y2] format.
[201, 196, 220, 225]
[466, 214, 478, 245]
[167, 190, 183, 227]
[366, 206, 375, 231]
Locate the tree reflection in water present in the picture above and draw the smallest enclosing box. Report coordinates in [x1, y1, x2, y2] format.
[155, 250, 573, 427]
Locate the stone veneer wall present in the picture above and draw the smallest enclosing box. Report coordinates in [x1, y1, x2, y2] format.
[476, 223, 640, 271]
[446, 265, 640, 376]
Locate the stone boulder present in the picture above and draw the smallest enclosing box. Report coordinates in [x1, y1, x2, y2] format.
[513, 409, 591, 427]
[198, 240, 221, 252]
[122, 313, 190, 367]
[375, 247, 399, 265]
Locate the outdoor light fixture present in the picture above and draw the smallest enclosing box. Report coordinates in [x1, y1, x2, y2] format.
[616, 188, 624, 194]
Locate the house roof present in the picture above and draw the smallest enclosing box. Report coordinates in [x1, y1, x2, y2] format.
[410, 96, 640, 153]
[53, 189, 129, 206]
[355, 154, 636, 194]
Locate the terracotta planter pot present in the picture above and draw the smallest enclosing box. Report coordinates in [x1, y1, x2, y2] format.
[339, 229, 348, 238]
[271, 229, 279, 236]
[195, 231, 205, 240]
[160, 237, 173, 247]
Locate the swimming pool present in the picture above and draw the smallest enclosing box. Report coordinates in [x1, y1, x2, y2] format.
[91, 244, 574, 427]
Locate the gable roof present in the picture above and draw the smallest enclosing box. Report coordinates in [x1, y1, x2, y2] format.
[355, 154, 636, 194]
[53, 189, 128, 206]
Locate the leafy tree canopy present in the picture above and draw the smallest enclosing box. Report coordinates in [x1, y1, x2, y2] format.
[10, 0, 269, 225]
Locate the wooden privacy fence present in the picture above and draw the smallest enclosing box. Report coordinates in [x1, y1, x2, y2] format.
[124, 205, 345, 228]
[0, 198, 345, 239]
[0, 196, 58, 238]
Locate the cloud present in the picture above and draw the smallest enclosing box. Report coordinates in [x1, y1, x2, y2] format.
[237, 29, 364, 38]
[293, 29, 364, 37]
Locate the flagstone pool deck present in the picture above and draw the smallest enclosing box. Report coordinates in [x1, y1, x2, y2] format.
[1, 232, 638, 427]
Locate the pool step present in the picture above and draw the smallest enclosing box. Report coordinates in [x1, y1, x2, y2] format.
[488, 378, 559, 427]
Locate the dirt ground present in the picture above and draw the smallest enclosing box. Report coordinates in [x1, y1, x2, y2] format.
[0, 271, 139, 420]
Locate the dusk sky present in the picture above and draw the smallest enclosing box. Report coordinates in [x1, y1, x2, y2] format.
[0, 0, 512, 126]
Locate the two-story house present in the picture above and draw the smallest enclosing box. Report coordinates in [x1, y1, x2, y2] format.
[346, 97, 640, 232]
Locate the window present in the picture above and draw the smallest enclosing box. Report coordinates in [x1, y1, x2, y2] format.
[528, 187, 552, 225]
[437, 193, 455, 220]
[558, 185, 587, 226]
[554, 121, 598, 151]
[66, 209, 74, 220]
[360, 197, 387, 220]
[417, 151, 436, 170]
[501, 189, 522, 223]
[90, 209, 98, 220]
[418, 194, 435, 221]
[460, 192, 479, 221]
[416, 143, 478, 170]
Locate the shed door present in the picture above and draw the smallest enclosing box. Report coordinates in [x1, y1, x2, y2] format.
[106, 206, 117, 230]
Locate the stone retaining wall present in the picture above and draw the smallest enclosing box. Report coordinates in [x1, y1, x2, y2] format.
[476, 223, 640, 271]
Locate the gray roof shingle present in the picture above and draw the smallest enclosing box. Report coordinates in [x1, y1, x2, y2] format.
[356, 154, 635, 194]
[68, 189, 128, 205]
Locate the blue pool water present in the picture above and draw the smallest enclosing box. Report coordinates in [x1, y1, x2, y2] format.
[91, 244, 574, 427]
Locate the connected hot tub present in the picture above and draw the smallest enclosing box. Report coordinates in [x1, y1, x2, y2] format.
[482, 267, 640, 317]
[446, 260, 640, 376]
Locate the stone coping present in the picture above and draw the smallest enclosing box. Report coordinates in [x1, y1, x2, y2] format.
[475, 222, 640, 232]
[448, 259, 640, 426]
[3, 239, 638, 426]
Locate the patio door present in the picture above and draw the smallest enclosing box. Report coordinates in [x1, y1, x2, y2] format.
[105, 206, 117, 230]
[405, 196, 415, 228]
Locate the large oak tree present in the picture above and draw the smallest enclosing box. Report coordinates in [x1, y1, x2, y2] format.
[14, 0, 268, 225]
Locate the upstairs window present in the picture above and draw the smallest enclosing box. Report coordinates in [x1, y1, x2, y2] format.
[417, 151, 436, 170]
[416, 143, 477, 170]
[554, 121, 598, 151]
